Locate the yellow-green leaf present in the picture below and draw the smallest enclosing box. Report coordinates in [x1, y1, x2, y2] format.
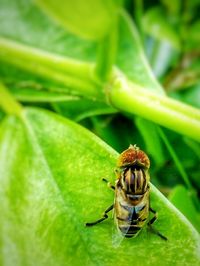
[35, 0, 120, 40]
[0, 108, 199, 266]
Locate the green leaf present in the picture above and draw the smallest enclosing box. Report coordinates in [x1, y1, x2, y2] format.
[35, 0, 121, 40]
[116, 11, 164, 94]
[157, 127, 193, 190]
[185, 20, 200, 50]
[0, 0, 100, 100]
[161, 0, 181, 15]
[142, 7, 180, 50]
[1, 0, 200, 143]
[0, 0, 164, 94]
[0, 82, 22, 117]
[0, 108, 199, 266]
[52, 99, 117, 121]
[0, 0, 97, 62]
[90, 115, 136, 152]
[146, 38, 176, 78]
[134, 118, 165, 167]
[0, 110, 5, 122]
[169, 185, 200, 232]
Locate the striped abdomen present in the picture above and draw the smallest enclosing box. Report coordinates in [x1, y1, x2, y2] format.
[114, 174, 150, 238]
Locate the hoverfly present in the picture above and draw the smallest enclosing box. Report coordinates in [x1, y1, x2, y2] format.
[86, 144, 167, 241]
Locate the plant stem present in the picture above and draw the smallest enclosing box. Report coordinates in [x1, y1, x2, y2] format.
[109, 74, 200, 142]
[0, 82, 23, 117]
[1, 37, 200, 142]
[95, 19, 118, 81]
[0, 37, 103, 100]
[0, 37, 93, 79]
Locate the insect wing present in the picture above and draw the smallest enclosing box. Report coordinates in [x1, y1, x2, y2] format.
[111, 198, 135, 248]
[111, 205, 126, 248]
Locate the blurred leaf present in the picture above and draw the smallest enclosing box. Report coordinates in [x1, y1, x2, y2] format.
[185, 21, 200, 51]
[169, 185, 200, 232]
[183, 137, 200, 160]
[161, 0, 181, 15]
[0, 108, 200, 266]
[142, 7, 180, 50]
[0, 110, 5, 122]
[35, 0, 121, 40]
[0, 0, 100, 101]
[146, 38, 176, 78]
[90, 115, 141, 152]
[116, 12, 164, 94]
[0, 0, 96, 61]
[135, 118, 165, 167]
[0, 0, 164, 93]
[169, 84, 200, 109]
[91, 115, 126, 152]
[52, 99, 117, 121]
[0, 0, 165, 100]
[157, 127, 193, 191]
[0, 63, 65, 97]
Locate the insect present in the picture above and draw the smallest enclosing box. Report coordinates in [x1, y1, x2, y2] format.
[86, 144, 167, 241]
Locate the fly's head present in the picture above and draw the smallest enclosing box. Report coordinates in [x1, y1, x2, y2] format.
[117, 144, 150, 169]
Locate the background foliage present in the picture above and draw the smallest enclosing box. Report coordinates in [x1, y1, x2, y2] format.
[0, 0, 200, 265]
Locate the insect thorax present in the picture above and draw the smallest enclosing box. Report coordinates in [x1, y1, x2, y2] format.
[119, 165, 149, 195]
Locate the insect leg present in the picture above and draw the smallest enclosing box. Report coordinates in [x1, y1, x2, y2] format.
[148, 207, 168, 241]
[102, 178, 115, 190]
[85, 204, 114, 227]
[149, 207, 157, 225]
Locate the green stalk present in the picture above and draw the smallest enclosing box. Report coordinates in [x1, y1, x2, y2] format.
[0, 37, 102, 100]
[95, 19, 118, 81]
[109, 74, 200, 142]
[0, 82, 23, 117]
[1, 37, 200, 142]
[0, 37, 93, 79]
